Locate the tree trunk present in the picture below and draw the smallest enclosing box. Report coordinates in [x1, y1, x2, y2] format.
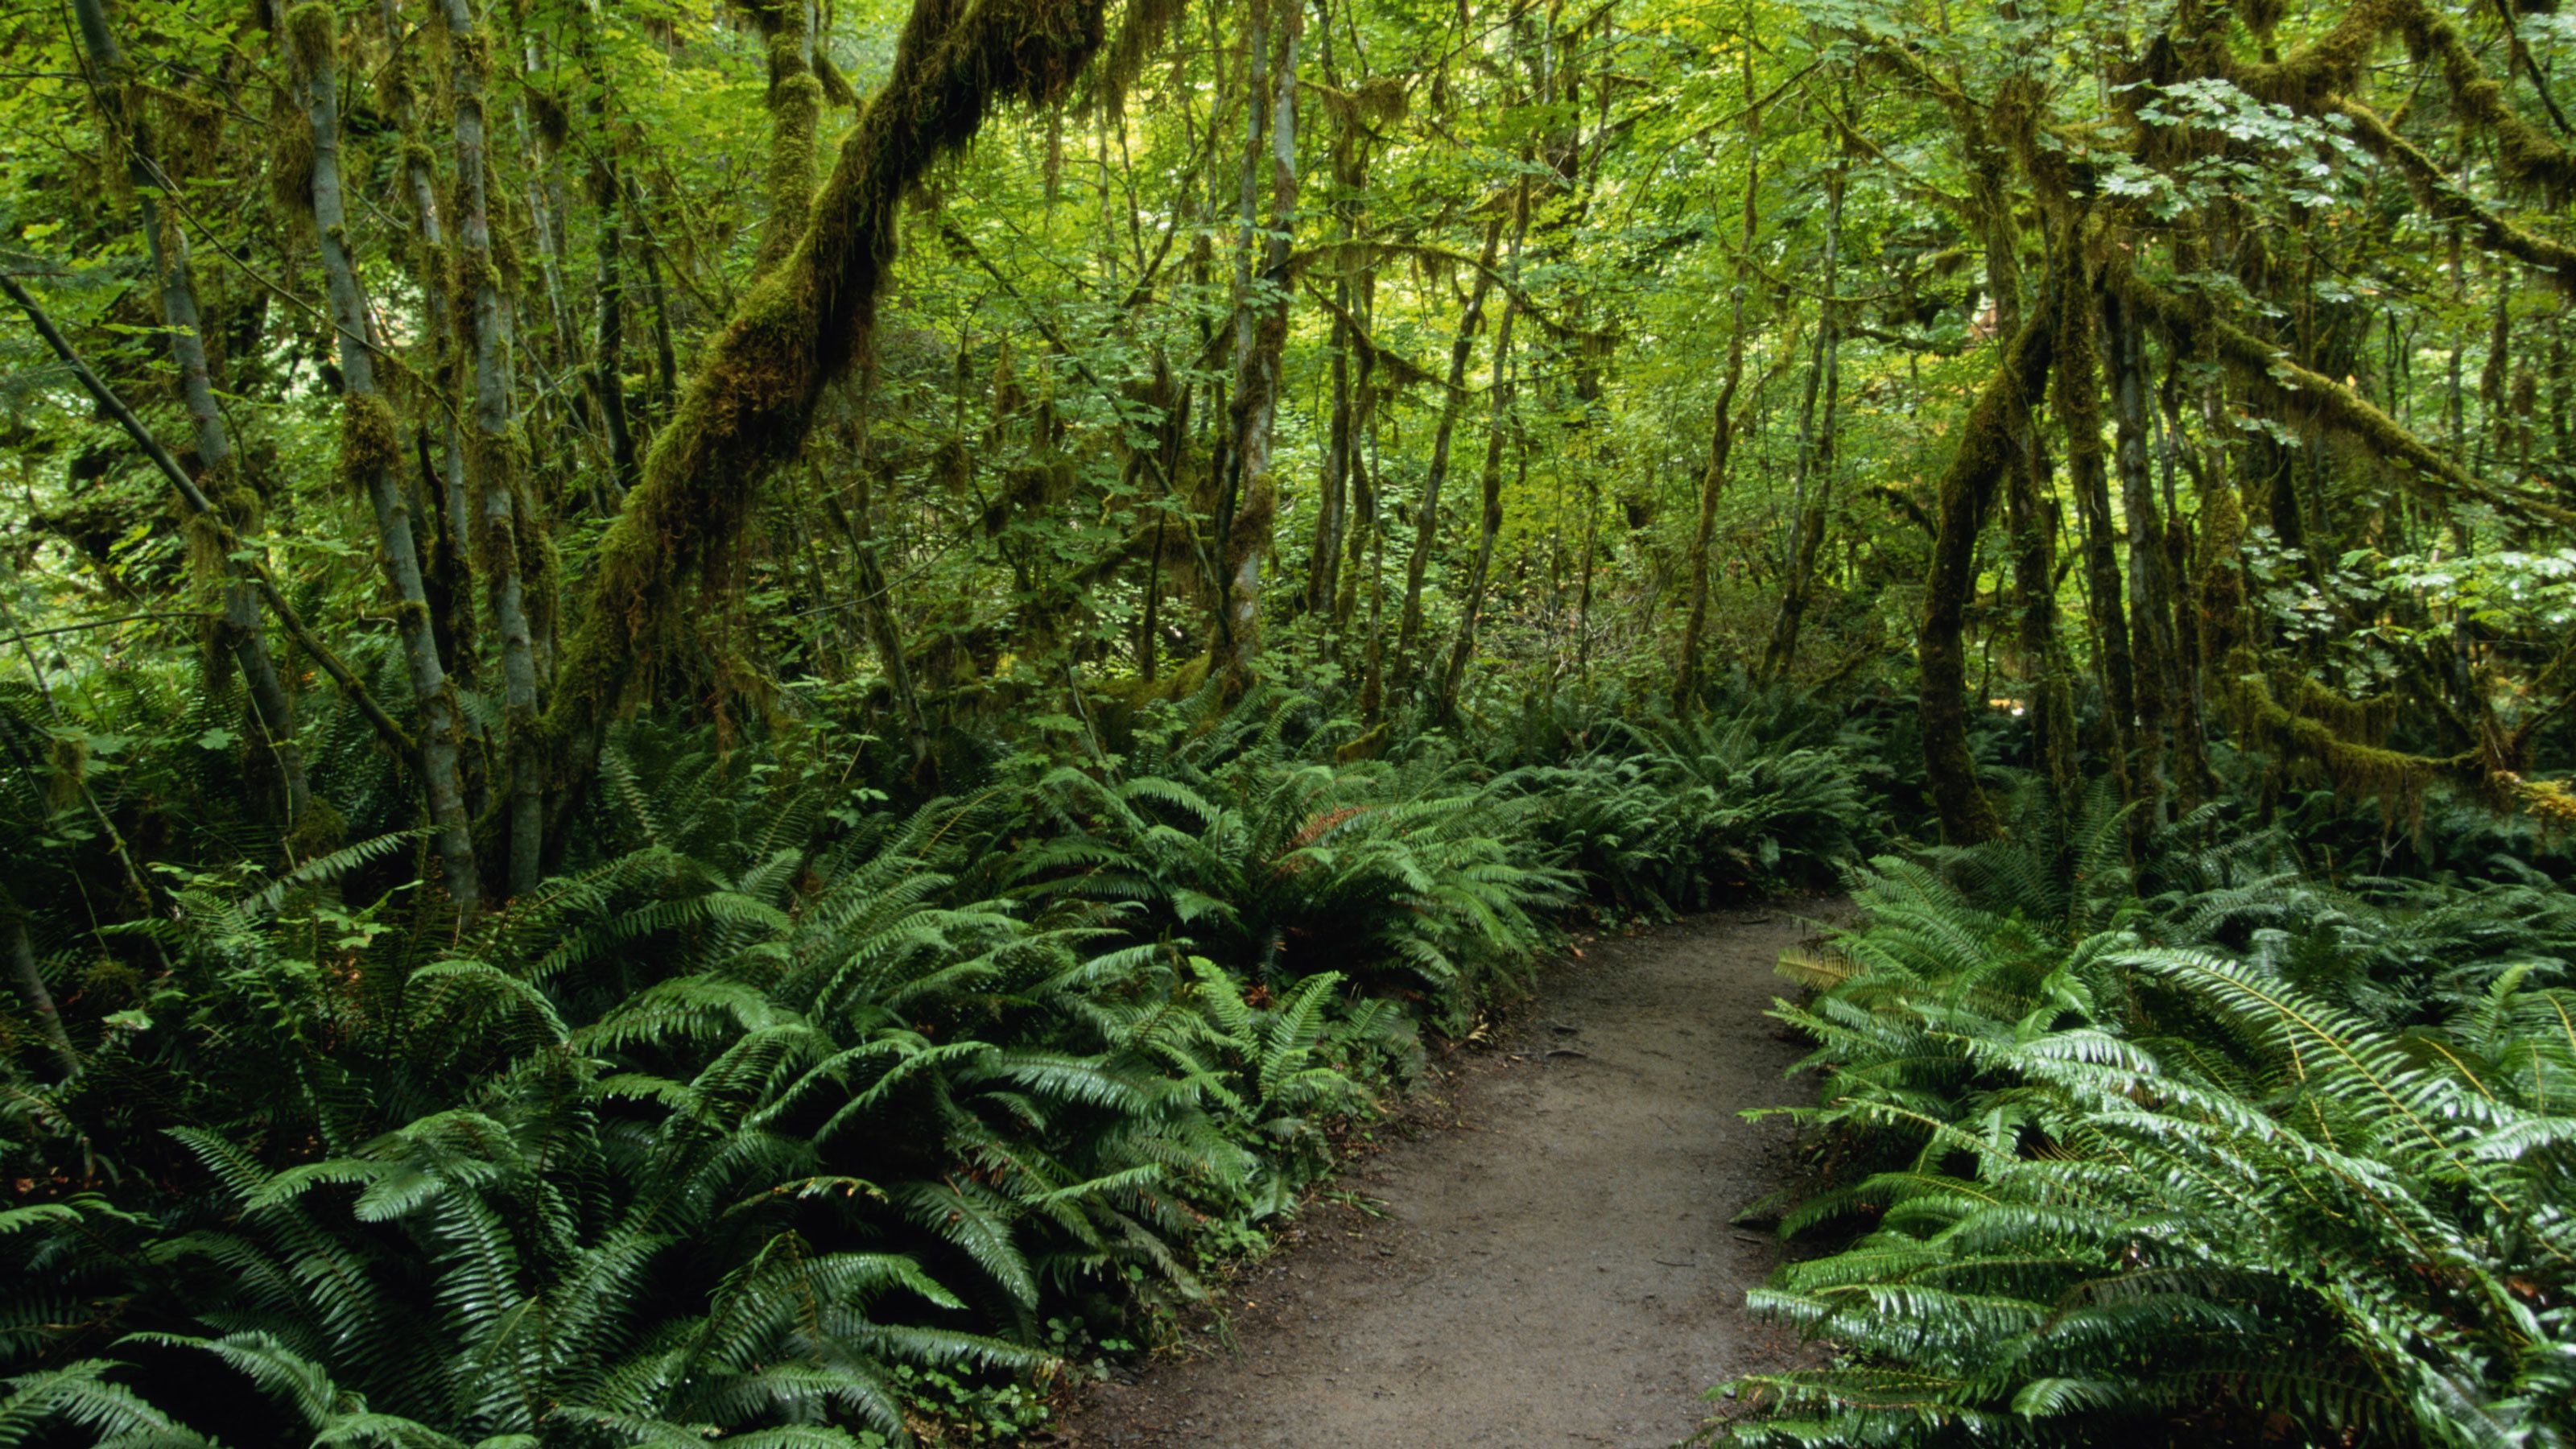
[543, 0, 1129, 786]
[1677, 37, 1760, 711]
[1392, 220, 1505, 694]
[753, 0, 824, 282]
[377, 0, 477, 681]
[1438, 179, 1530, 722]
[1218, 0, 1302, 691]
[1919, 302, 2058, 845]
[2055, 250, 2136, 821]
[70, 0, 311, 840]
[277, 1, 481, 908]
[1761, 147, 1846, 683]
[2106, 283, 2176, 822]
[441, 0, 546, 899]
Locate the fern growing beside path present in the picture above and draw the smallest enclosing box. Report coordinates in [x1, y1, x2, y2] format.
[1728, 819, 2576, 1447]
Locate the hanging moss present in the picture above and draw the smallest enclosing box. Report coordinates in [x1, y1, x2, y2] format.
[283, 2, 336, 76]
[2337, 101, 2576, 291]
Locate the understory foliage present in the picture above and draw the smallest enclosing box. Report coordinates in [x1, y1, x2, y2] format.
[1729, 795, 2576, 1447]
[0, 683, 1868, 1445]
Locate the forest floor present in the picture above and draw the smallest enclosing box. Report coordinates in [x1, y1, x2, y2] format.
[1050, 903, 1839, 1449]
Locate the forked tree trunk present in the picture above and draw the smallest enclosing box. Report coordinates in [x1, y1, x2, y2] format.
[276, 1, 480, 908]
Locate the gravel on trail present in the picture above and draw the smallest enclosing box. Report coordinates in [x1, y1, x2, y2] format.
[1051, 905, 1836, 1449]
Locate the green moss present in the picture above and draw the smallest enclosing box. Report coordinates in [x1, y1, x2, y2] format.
[283, 2, 336, 80]
[341, 393, 403, 493]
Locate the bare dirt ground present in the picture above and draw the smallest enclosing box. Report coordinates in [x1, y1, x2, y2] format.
[1051, 903, 1838, 1449]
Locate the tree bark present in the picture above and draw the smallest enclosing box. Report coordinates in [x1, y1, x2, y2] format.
[70, 0, 310, 837]
[277, 2, 481, 909]
[1761, 147, 1846, 683]
[1217, 0, 1302, 691]
[2055, 250, 2136, 822]
[1392, 219, 1505, 695]
[2105, 283, 2176, 822]
[1918, 301, 2058, 845]
[1438, 172, 1530, 723]
[1676, 37, 1760, 712]
[440, 0, 546, 898]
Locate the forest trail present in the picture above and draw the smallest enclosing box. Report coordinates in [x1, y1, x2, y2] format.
[1057, 906, 1833, 1449]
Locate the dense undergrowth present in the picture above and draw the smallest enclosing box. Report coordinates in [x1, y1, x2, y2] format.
[1727, 791, 2576, 1448]
[0, 677, 1883, 1446]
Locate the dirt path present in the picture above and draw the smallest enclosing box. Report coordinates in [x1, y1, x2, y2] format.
[1055, 905, 1832, 1449]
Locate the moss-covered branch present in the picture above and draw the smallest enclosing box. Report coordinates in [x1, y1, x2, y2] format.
[546, 0, 1139, 770]
[2334, 100, 2576, 286]
[2119, 274, 2576, 526]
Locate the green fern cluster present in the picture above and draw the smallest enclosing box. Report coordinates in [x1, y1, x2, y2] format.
[1501, 707, 1878, 915]
[0, 686, 1582, 1444]
[1728, 807, 2576, 1447]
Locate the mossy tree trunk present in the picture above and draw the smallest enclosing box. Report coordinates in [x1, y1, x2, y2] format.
[441, 0, 547, 899]
[1918, 301, 2058, 844]
[2054, 242, 2137, 820]
[575, 3, 641, 498]
[376, 0, 477, 683]
[276, 1, 479, 909]
[1217, 0, 1302, 692]
[70, 0, 311, 842]
[2106, 281, 2177, 822]
[542, 0, 1125, 793]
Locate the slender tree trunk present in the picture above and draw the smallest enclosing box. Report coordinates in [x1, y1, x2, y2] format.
[1218, 0, 1302, 691]
[1392, 220, 1505, 692]
[576, 7, 640, 497]
[441, 0, 545, 898]
[2158, 364, 2214, 811]
[1335, 255, 1381, 630]
[1438, 179, 1530, 722]
[70, 0, 310, 836]
[632, 180, 683, 423]
[1761, 148, 1846, 683]
[378, 0, 477, 680]
[1675, 39, 1759, 712]
[2106, 283, 2175, 822]
[2058, 252, 2136, 819]
[1311, 273, 1353, 619]
[277, 2, 481, 910]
